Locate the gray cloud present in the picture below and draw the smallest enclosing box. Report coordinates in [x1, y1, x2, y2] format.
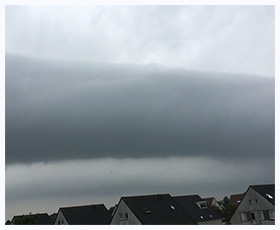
[4, 5, 275, 223]
[5, 54, 274, 165]
[5, 156, 275, 220]
[5, 5, 274, 76]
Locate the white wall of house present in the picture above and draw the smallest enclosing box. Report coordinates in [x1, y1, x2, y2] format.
[110, 199, 142, 225]
[211, 198, 223, 210]
[230, 187, 275, 225]
[54, 210, 69, 225]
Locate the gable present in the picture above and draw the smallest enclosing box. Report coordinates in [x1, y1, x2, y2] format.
[251, 184, 275, 205]
[230, 185, 275, 225]
[110, 199, 142, 225]
[54, 210, 69, 225]
[203, 197, 214, 207]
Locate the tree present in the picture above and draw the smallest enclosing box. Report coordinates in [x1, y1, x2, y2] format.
[12, 214, 40, 225]
[223, 196, 230, 207]
[212, 203, 237, 224]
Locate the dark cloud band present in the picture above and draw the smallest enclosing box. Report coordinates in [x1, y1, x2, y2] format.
[5, 54, 275, 164]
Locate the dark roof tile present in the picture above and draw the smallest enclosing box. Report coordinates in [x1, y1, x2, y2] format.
[122, 194, 197, 225]
[173, 195, 221, 222]
[59, 204, 111, 225]
[229, 194, 245, 206]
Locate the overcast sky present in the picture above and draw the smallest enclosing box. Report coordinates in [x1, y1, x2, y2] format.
[6, 5, 274, 76]
[5, 5, 275, 222]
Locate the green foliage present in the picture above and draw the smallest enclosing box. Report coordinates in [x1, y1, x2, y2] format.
[212, 204, 237, 224]
[223, 204, 237, 223]
[12, 214, 40, 225]
[223, 196, 230, 206]
[211, 205, 223, 218]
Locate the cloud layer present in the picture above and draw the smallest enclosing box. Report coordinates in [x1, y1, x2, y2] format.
[5, 5, 275, 76]
[6, 54, 274, 164]
[4, 5, 275, 223]
[5, 156, 275, 220]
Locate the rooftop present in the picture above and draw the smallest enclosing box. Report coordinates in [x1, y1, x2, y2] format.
[173, 195, 221, 222]
[57, 204, 111, 225]
[250, 184, 275, 205]
[121, 194, 197, 225]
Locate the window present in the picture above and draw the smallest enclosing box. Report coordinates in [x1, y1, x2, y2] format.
[125, 213, 129, 219]
[249, 199, 259, 205]
[240, 212, 247, 222]
[250, 212, 256, 220]
[200, 202, 207, 209]
[268, 210, 275, 220]
[258, 211, 264, 221]
[119, 213, 123, 220]
[61, 220, 64, 224]
[196, 201, 207, 209]
[170, 205, 175, 210]
[58, 220, 61, 225]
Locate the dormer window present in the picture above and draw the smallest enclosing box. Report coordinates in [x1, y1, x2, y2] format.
[196, 201, 207, 209]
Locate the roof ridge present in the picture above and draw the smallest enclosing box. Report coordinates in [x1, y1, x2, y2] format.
[60, 203, 105, 209]
[250, 184, 275, 187]
[121, 193, 170, 199]
[173, 194, 200, 198]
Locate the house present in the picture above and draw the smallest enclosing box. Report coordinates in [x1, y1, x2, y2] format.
[11, 213, 53, 225]
[110, 193, 197, 225]
[54, 204, 111, 225]
[173, 195, 223, 225]
[230, 184, 275, 225]
[229, 193, 245, 206]
[203, 197, 223, 210]
[5, 220, 11, 225]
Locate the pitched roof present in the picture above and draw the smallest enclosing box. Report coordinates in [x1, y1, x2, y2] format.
[5, 220, 11, 225]
[173, 195, 221, 222]
[58, 204, 111, 225]
[203, 197, 214, 207]
[11, 213, 53, 225]
[121, 194, 197, 225]
[250, 184, 275, 205]
[229, 193, 245, 206]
